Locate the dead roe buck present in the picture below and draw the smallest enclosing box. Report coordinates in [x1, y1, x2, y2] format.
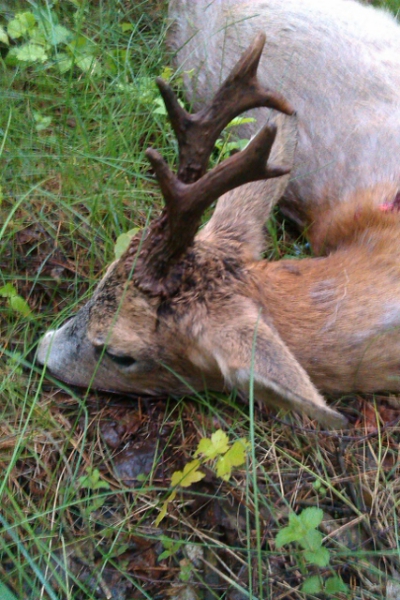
[37, 0, 400, 428]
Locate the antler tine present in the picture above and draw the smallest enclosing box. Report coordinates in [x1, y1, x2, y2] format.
[134, 123, 290, 296]
[147, 123, 288, 219]
[157, 32, 294, 184]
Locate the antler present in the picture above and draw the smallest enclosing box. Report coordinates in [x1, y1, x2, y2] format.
[131, 33, 294, 296]
[157, 32, 294, 184]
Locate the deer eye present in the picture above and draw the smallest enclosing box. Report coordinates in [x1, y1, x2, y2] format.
[104, 349, 137, 368]
[95, 346, 137, 367]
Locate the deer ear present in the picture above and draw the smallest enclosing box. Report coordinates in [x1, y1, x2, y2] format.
[202, 311, 347, 429]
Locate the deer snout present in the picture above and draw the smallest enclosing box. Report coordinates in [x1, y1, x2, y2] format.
[35, 306, 101, 387]
[36, 329, 56, 367]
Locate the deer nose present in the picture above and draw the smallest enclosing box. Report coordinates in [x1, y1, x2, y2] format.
[36, 329, 56, 366]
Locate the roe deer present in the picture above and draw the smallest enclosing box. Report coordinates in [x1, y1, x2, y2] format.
[37, 0, 400, 429]
[37, 35, 346, 428]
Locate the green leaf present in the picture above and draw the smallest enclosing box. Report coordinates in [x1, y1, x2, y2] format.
[158, 541, 181, 561]
[299, 507, 324, 530]
[121, 22, 133, 33]
[209, 429, 230, 454]
[33, 112, 52, 132]
[15, 43, 48, 63]
[160, 66, 173, 81]
[325, 576, 349, 594]
[195, 438, 212, 458]
[134, 76, 157, 103]
[304, 546, 330, 567]
[170, 459, 205, 488]
[216, 455, 233, 481]
[10, 295, 31, 317]
[4, 48, 18, 67]
[216, 439, 249, 481]
[7, 12, 36, 39]
[299, 529, 323, 552]
[76, 55, 100, 74]
[67, 36, 100, 74]
[68, 35, 97, 55]
[216, 139, 249, 154]
[159, 535, 175, 550]
[301, 575, 323, 594]
[0, 284, 17, 298]
[29, 27, 49, 48]
[47, 24, 72, 46]
[228, 438, 249, 464]
[0, 25, 9, 46]
[288, 511, 301, 527]
[276, 508, 330, 566]
[55, 52, 74, 74]
[275, 525, 303, 548]
[195, 430, 229, 460]
[92, 480, 110, 491]
[153, 97, 167, 116]
[179, 560, 192, 582]
[78, 468, 109, 491]
[153, 95, 185, 116]
[114, 228, 139, 259]
[83, 496, 107, 514]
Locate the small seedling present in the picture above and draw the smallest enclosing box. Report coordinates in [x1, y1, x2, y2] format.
[33, 111, 52, 132]
[158, 535, 185, 562]
[178, 558, 193, 582]
[302, 574, 349, 596]
[275, 507, 349, 595]
[78, 467, 110, 515]
[5, 9, 99, 75]
[155, 430, 249, 526]
[0, 284, 31, 317]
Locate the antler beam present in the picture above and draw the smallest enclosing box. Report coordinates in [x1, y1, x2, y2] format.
[157, 32, 294, 184]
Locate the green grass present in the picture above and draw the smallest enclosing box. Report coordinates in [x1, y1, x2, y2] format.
[374, 0, 400, 14]
[1, 0, 400, 598]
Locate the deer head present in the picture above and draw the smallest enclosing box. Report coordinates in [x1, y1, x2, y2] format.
[36, 34, 346, 429]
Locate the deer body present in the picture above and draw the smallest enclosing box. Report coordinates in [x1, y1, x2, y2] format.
[37, 194, 400, 426]
[204, 194, 400, 396]
[36, 1, 400, 428]
[256, 239, 400, 394]
[168, 0, 400, 234]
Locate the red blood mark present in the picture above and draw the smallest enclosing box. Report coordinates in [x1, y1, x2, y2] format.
[379, 191, 400, 212]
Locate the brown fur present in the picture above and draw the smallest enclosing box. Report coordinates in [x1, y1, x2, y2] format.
[36, 0, 400, 429]
[309, 183, 400, 254]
